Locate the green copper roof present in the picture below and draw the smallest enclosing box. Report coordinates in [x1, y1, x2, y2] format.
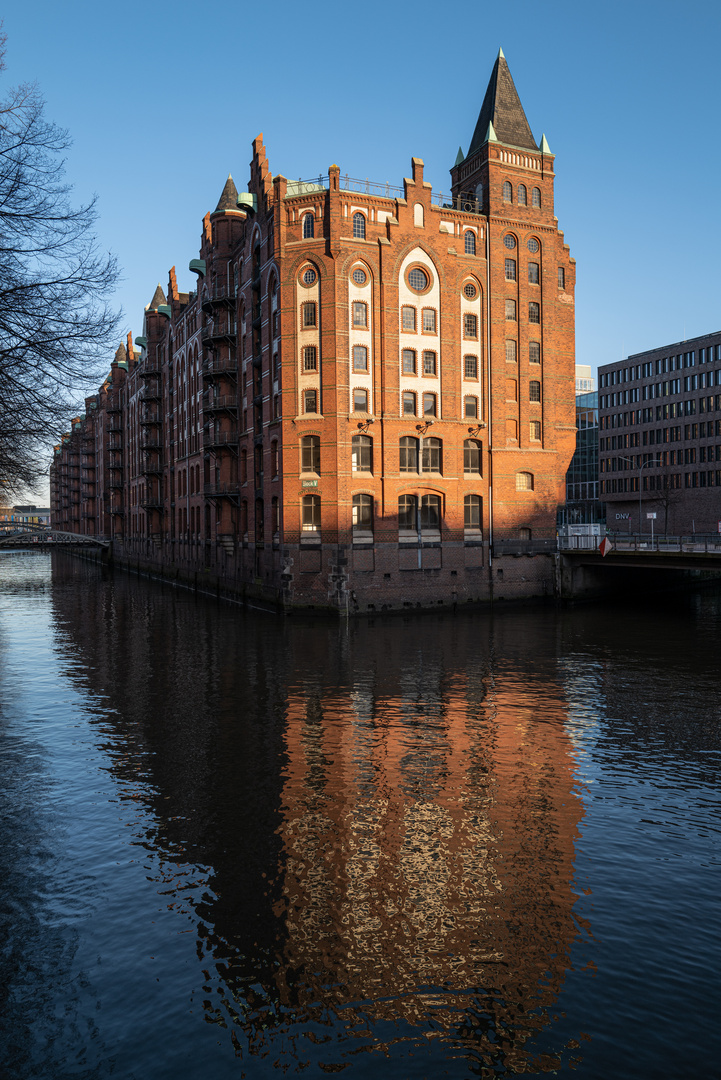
[539, 133, 552, 154]
[454, 146, 465, 166]
[189, 258, 206, 277]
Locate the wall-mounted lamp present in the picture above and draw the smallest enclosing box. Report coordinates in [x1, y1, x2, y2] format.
[467, 422, 487, 436]
[416, 419, 435, 435]
[357, 418, 375, 434]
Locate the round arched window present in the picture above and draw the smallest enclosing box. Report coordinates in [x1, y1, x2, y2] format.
[301, 266, 317, 286]
[408, 267, 429, 292]
[503, 234, 516, 250]
[352, 267, 367, 285]
[463, 282, 477, 300]
[527, 237, 540, 254]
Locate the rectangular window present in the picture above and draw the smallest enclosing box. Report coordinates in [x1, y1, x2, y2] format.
[303, 345, 317, 371]
[506, 339, 517, 363]
[558, 266, 565, 289]
[352, 345, 368, 372]
[530, 420, 541, 440]
[528, 263, 540, 285]
[302, 302, 316, 327]
[505, 299, 517, 321]
[464, 313, 478, 338]
[402, 391, 416, 415]
[304, 389, 317, 413]
[505, 258, 516, 281]
[352, 301, 367, 327]
[422, 308, 436, 332]
[401, 306, 416, 331]
[465, 396, 478, 419]
[464, 355, 478, 379]
[529, 302, 540, 324]
[423, 393, 437, 417]
[529, 381, 541, 402]
[401, 349, 416, 375]
[529, 341, 540, 364]
[423, 351, 437, 375]
[353, 388, 369, 412]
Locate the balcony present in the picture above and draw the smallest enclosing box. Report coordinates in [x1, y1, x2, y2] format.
[201, 286, 236, 313]
[139, 409, 162, 426]
[140, 384, 162, 402]
[140, 460, 163, 475]
[203, 392, 237, 413]
[203, 428, 239, 449]
[204, 482, 240, 499]
[140, 436, 162, 450]
[201, 316, 237, 346]
[203, 356, 238, 379]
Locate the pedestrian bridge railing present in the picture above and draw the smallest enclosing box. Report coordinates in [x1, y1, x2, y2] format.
[558, 533, 721, 554]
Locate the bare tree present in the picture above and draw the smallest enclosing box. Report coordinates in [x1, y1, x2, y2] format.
[651, 478, 682, 534]
[0, 31, 120, 496]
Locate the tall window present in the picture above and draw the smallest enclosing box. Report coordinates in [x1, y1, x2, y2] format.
[302, 214, 314, 238]
[353, 388, 369, 412]
[352, 493, 373, 532]
[303, 389, 318, 413]
[351, 434, 372, 473]
[300, 435, 320, 474]
[464, 439, 481, 474]
[505, 299, 516, 321]
[532, 187, 541, 208]
[504, 259, 516, 281]
[272, 496, 280, 535]
[530, 420, 541, 440]
[303, 345, 317, 371]
[401, 306, 416, 331]
[464, 494, 481, 530]
[464, 313, 478, 338]
[402, 391, 416, 415]
[301, 494, 321, 532]
[421, 436, 442, 473]
[517, 184, 527, 206]
[398, 494, 417, 531]
[464, 396, 478, 419]
[529, 302, 540, 324]
[503, 181, 513, 202]
[255, 499, 265, 542]
[423, 393, 437, 417]
[402, 349, 416, 375]
[422, 351, 437, 375]
[420, 494, 441, 529]
[464, 231, 476, 255]
[528, 263, 540, 284]
[271, 441, 279, 477]
[302, 302, 316, 327]
[529, 341, 541, 364]
[516, 471, 534, 491]
[506, 339, 517, 363]
[353, 345, 368, 371]
[529, 381, 541, 402]
[422, 308, 436, 332]
[558, 266, 566, 289]
[352, 301, 368, 327]
[464, 355, 478, 379]
[353, 212, 366, 239]
[399, 436, 419, 472]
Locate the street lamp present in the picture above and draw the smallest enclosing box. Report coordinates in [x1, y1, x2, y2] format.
[619, 455, 662, 535]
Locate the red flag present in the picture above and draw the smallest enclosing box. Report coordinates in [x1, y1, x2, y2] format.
[598, 536, 613, 557]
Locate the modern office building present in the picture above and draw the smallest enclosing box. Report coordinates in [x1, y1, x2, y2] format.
[599, 331, 721, 533]
[51, 50, 577, 611]
[561, 389, 602, 526]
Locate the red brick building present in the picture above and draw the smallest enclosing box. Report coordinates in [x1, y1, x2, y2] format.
[51, 50, 576, 611]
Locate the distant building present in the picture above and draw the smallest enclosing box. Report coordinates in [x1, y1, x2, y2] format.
[599, 331, 721, 533]
[575, 365, 595, 393]
[51, 50, 577, 611]
[560, 390, 603, 527]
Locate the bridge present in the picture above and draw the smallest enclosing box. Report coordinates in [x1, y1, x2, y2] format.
[0, 522, 110, 548]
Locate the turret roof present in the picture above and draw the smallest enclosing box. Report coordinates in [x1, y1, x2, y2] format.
[467, 48, 538, 156]
[214, 174, 238, 212]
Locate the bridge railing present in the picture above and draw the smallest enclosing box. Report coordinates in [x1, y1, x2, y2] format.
[559, 532, 721, 554]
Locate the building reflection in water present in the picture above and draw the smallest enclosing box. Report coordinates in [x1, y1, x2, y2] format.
[49, 553, 589, 1074]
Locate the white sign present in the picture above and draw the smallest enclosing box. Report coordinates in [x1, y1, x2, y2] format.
[647, 512, 657, 519]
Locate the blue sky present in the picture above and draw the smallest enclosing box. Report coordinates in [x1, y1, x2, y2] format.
[4, 0, 721, 424]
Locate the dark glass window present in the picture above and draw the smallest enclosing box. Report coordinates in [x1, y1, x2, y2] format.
[399, 436, 419, 472]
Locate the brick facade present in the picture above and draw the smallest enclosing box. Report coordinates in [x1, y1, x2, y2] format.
[50, 52, 576, 611]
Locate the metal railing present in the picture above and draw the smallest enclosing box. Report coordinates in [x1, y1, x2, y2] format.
[285, 174, 449, 206]
[558, 532, 721, 554]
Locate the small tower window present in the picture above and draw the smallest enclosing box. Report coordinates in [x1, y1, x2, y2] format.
[518, 184, 527, 206]
[353, 212, 366, 239]
[302, 214, 314, 239]
[503, 181, 513, 202]
[464, 231, 476, 255]
[516, 471, 534, 491]
[558, 266, 566, 289]
[532, 187, 541, 208]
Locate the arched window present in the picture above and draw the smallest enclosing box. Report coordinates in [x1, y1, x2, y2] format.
[529, 302, 540, 324]
[255, 499, 264, 542]
[351, 434, 372, 473]
[399, 436, 419, 472]
[529, 341, 541, 364]
[517, 184, 527, 206]
[421, 437, 442, 473]
[532, 187, 541, 208]
[502, 181, 513, 202]
[516, 471, 534, 491]
[272, 496, 280, 535]
[300, 435, 320, 474]
[302, 302, 316, 327]
[464, 494, 482, 531]
[423, 393, 437, 417]
[519, 527, 532, 540]
[352, 345, 368, 372]
[353, 212, 366, 239]
[352, 493, 373, 532]
[464, 313, 478, 337]
[303, 345, 318, 371]
[464, 439, 481, 474]
[529, 381, 541, 402]
[398, 494, 417, 531]
[402, 391, 417, 415]
[414, 203, 424, 227]
[464, 231, 476, 255]
[420, 494, 441, 530]
[353, 388, 369, 412]
[271, 441, 279, 477]
[352, 301, 368, 327]
[302, 214, 314, 239]
[301, 494, 320, 532]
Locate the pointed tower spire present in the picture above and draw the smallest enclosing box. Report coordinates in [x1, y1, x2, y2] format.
[539, 133, 552, 154]
[214, 174, 238, 213]
[454, 146, 465, 166]
[147, 283, 166, 310]
[485, 121, 498, 143]
[467, 49, 537, 156]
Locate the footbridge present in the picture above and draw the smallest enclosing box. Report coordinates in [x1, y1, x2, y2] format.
[0, 522, 110, 548]
[557, 533, 721, 598]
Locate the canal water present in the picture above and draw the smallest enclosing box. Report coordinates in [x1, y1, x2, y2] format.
[0, 550, 719, 1079]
